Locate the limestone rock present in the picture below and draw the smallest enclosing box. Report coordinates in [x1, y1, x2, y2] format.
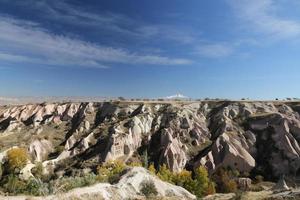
[235, 178, 252, 190]
[29, 139, 53, 162]
[1, 101, 300, 181]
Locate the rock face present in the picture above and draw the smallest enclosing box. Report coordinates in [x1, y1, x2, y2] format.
[0, 167, 196, 200]
[1, 101, 300, 180]
[235, 178, 252, 190]
[29, 139, 53, 162]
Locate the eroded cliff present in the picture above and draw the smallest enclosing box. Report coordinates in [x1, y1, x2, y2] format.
[1, 101, 300, 180]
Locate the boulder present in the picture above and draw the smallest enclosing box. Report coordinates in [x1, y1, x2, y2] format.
[235, 178, 252, 190]
[29, 139, 53, 162]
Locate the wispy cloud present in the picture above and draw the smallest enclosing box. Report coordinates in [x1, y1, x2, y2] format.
[2, 0, 197, 45]
[136, 25, 197, 44]
[228, 0, 300, 39]
[195, 43, 234, 58]
[0, 16, 191, 68]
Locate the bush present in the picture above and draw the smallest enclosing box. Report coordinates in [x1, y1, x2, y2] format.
[206, 181, 216, 195]
[193, 166, 216, 197]
[0, 162, 3, 180]
[156, 164, 215, 198]
[213, 167, 237, 193]
[51, 173, 97, 193]
[173, 169, 197, 195]
[157, 164, 174, 183]
[224, 180, 237, 193]
[141, 150, 149, 168]
[255, 175, 264, 183]
[249, 184, 264, 192]
[55, 145, 65, 155]
[2, 174, 27, 194]
[1, 174, 49, 196]
[31, 162, 44, 179]
[127, 161, 142, 167]
[148, 163, 156, 174]
[140, 179, 158, 197]
[25, 178, 49, 196]
[6, 148, 29, 174]
[97, 160, 126, 184]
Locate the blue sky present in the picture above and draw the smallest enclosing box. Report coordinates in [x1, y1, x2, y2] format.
[0, 0, 300, 99]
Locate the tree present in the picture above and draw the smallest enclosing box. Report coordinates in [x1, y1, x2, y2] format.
[157, 164, 174, 183]
[0, 162, 3, 180]
[155, 164, 215, 198]
[6, 148, 29, 174]
[194, 166, 210, 197]
[148, 163, 156, 174]
[173, 169, 197, 195]
[97, 160, 125, 183]
[142, 150, 149, 168]
[118, 97, 125, 101]
[213, 167, 237, 193]
[206, 181, 216, 195]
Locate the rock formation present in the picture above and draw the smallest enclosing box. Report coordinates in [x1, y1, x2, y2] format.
[1, 101, 300, 180]
[0, 167, 196, 200]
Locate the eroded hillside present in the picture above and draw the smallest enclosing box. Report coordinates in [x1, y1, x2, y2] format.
[1, 101, 300, 181]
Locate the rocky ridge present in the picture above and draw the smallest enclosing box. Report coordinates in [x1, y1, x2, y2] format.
[1, 101, 300, 180]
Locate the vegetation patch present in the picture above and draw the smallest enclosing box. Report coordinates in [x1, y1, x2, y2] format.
[97, 160, 126, 184]
[149, 163, 216, 198]
[140, 179, 158, 197]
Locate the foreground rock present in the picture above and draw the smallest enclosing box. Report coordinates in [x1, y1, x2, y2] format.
[0, 167, 196, 200]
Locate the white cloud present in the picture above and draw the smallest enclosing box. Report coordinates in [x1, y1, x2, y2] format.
[136, 25, 197, 44]
[228, 0, 300, 39]
[3, 0, 197, 44]
[0, 16, 191, 68]
[195, 43, 234, 58]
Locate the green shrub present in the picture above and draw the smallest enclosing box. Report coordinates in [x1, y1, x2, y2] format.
[140, 180, 158, 197]
[141, 150, 149, 168]
[173, 169, 196, 194]
[225, 180, 237, 193]
[249, 184, 264, 192]
[3, 174, 27, 194]
[31, 162, 44, 179]
[25, 178, 49, 196]
[127, 161, 142, 167]
[1, 174, 49, 196]
[148, 163, 156, 174]
[0, 162, 3, 180]
[97, 160, 126, 184]
[51, 173, 97, 193]
[6, 148, 29, 173]
[157, 164, 174, 183]
[155, 164, 215, 198]
[206, 181, 216, 195]
[212, 167, 237, 193]
[193, 166, 216, 197]
[254, 175, 264, 183]
[55, 145, 65, 154]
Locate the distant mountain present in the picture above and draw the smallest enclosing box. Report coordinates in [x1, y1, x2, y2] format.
[164, 93, 189, 99]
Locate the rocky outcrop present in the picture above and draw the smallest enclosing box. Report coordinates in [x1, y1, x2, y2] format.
[235, 178, 252, 190]
[198, 132, 255, 173]
[29, 139, 53, 162]
[0, 167, 196, 200]
[1, 101, 300, 180]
